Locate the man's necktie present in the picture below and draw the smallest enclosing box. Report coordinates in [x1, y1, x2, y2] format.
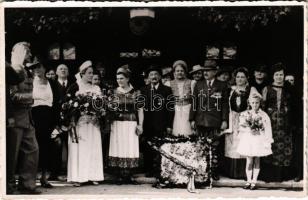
[207, 81, 211, 88]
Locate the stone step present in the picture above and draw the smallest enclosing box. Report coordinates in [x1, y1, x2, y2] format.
[39, 173, 303, 189]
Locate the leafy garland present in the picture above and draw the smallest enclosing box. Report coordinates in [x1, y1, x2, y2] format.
[193, 7, 291, 31]
[5, 7, 294, 34]
[6, 8, 105, 34]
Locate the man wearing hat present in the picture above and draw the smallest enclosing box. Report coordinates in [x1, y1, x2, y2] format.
[250, 64, 268, 94]
[189, 60, 229, 181]
[7, 42, 41, 194]
[190, 64, 205, 90]
[139, 65, 174, 186]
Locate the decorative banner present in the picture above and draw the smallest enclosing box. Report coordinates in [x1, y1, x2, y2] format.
[142, 49, 161, 58]
[119, 52, 139, 58]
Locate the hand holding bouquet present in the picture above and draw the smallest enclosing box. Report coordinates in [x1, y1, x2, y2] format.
[60, 91, 109, 143]
[241, 111, 265, 135]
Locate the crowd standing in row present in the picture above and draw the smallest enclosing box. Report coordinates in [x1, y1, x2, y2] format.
[6, 41, 303, 194]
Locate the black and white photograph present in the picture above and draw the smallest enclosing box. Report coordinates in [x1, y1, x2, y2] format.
[1, 1, 306, 198]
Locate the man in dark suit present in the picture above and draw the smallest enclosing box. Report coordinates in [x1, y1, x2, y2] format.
[49, 64, 73, 180]
[189, 60, 229, 181]
[139, 65, 174, 183]
[7, 42, 41, 194]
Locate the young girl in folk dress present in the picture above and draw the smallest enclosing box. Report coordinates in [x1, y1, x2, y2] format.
[236, 89, 273, 190]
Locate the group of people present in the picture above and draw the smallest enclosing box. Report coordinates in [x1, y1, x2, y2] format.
[6, 41, 303, 194]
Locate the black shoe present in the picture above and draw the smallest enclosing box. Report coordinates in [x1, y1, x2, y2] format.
[250, 184, 257, 190]
[212, 174, 220, 181]
[152, 182, 166, 189]
[73, 182, 81, 187]
[199, 180, 211, 189]
[243, 183, 251, 190]
[126, 179, 139, 185]
[19, 188, 42, 195]
[40, 180, 53, 188]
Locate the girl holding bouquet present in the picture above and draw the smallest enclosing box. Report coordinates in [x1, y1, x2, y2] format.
[236, 89, 273, 190]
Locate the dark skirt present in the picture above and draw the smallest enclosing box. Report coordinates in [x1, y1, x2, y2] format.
[259, 160, 293, 182]
[32, 105, 54, 171]
[222, 157, 246, 179]
[292, 130, 303, 179]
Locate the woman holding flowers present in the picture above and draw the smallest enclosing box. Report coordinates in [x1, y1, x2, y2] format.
[66, 60, 104, 186]
[108, 65, 143, 184]
[236, 90, 273, 190]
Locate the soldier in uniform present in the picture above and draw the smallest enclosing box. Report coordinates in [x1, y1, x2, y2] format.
[7, 42, 41, 194]
[189, 60, 229, 181]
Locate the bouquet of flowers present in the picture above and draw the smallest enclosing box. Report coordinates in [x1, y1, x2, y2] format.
[241, 111, 264, 135]
[60, 91, 109, 142]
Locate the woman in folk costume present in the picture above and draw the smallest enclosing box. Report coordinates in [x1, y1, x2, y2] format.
[66, 61, 104, 186]
[108, 65, 144, 184]
[260, 63, 297, 182]
[223, 67, 250, 179]
[236, 89, 273, 190]
[170, 60, 194, 136]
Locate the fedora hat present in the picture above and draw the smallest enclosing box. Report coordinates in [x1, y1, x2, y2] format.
[189, 65, 204, 74]
[204, 60, 219, 70]
[145, 65, 162, 76]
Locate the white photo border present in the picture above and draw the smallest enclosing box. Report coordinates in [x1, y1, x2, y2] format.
[0, 1, 307, 198]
